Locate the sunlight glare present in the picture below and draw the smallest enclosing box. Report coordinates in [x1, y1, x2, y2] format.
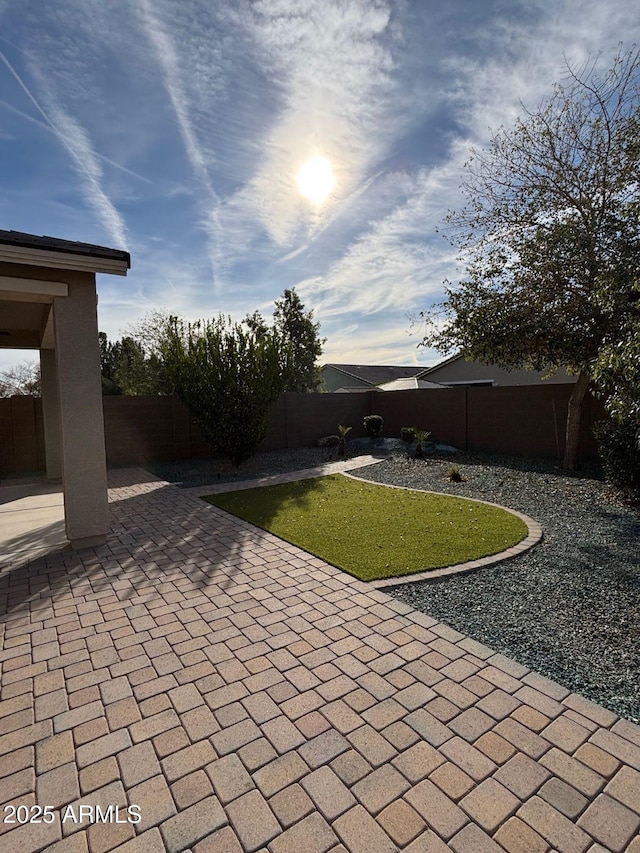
[296, 156, 335, 205]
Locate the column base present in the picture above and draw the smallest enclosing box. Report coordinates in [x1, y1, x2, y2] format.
[68, 534, 107, 550]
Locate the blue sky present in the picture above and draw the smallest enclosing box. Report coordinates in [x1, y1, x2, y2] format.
[1, 0, 639, 372]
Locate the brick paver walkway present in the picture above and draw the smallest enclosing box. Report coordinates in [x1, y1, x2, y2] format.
[1, 467, 639, 853]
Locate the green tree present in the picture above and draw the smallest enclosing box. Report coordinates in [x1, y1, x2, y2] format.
[99, 331, 122, 395]
[591, 289, 640, 496]
[113, 337, 151, 395]
[274, 289, 325, 392]
[592, 271, 640, 425]
[420, 47, 640, 469]
[99, 317, 172, 396]
[122, 310, 174, 395]
[161, 315, 292, 466]
[245, 289, 325, 393]
[243, 310, 270, 340]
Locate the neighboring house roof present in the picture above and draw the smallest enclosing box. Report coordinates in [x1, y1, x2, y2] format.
[322, 363, 424, 387]
[417, 353, 464, 378]
[377, 377, 445, 391]
[0, 229, 131, 269]
[417, 352, 576, 386]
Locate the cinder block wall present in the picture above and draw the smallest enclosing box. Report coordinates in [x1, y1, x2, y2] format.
[0, 385, 607, 477]
[372, 388, 468, 450]
[0, 395, 46, 475]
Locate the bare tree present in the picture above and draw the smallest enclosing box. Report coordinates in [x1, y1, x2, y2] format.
[0, 360, 41, 397]
[421, 46, 640, 468]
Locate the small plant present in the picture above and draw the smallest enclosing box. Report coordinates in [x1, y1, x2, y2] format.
[414, 428, 431, 459]
[448, 465, 464, 482]
[363, 415, 384, 438]
[400, 427, 415, 443]
[337, 424, 352, 458]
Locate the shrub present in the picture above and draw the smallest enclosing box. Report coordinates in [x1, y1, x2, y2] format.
[161, 315, 292, 467]
[363, 415, 384, 438]
[401, 427, 415, 443]
[448, 465, 464, 482]
[594, 418, 640, 501]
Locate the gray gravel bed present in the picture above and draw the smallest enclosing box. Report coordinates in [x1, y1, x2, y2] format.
[146, 446, 375, 487]
[146, 437, 456, 488]
[351, 452, 640, 724]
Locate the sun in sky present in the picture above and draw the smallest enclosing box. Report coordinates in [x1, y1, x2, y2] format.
[0, 1, 636, 375]
[296, 155, 336, 205]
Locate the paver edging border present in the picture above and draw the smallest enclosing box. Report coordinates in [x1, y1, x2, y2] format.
[183, 454, 389, 496]
[341, 470, 543, 587]
[192, 456, 543, 588]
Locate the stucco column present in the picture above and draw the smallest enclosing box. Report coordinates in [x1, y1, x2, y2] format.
[40, 347, 62, 483]
[53, 273, 109, 547]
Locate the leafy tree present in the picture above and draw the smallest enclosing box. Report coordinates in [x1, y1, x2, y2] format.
[591, 293, 640, 496]
[99, 331, 121, 395]
[112, 337, 152, 395]
[124, 309, 171, 356]
[244, 310, 270, 341]
[99, 319, 172, 396]
[420, 47, 640, 469]
[0, 360, 41, 397]
[245, 289, 325, 392]
[274, 289, 325, 392]
[124, 310, 175, 395]
[161, 315, 292, 466]
[593, 301, 640, 426]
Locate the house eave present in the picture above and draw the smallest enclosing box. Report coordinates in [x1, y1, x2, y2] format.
[0, 244, 130, 276]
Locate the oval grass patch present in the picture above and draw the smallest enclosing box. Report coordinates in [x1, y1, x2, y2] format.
[203, 473, 529, 582]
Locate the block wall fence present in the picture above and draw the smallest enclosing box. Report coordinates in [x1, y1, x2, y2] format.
[0, 385, 606, 477]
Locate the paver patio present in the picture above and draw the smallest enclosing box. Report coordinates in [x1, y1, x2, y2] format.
[1, 465, 639, 853]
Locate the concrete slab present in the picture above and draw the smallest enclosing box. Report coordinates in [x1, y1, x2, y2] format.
[0, 479, 68, 567]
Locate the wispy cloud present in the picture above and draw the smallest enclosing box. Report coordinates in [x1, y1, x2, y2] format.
[321, 313, 429, 366]
[1, 0, 640, 370]
[218, 0, 405, 254]
[295, 161, 461, 319]
[289, 0, 640, 360]
[136, 0, 226, 284]
[0, 48, 129, 248]
[0, 98, 152, 185]
[442, 4, 637, 147]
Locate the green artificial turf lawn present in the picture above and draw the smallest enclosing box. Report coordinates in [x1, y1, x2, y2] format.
[203, 474, 529, 582]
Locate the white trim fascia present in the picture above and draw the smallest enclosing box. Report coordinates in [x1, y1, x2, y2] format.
[0, 276, 68, 300]
[0, 244, 129, 276]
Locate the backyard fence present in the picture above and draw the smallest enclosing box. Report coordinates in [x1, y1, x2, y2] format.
[0, 384, 606, 477]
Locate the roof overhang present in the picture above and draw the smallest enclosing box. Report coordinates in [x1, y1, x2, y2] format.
[0, 242, 129, 276]
[0, 230, 130, 349]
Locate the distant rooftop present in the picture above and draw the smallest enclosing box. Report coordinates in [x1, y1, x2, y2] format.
[417, 353, 463, 377]
[0, 229, 130, 267]
[322, 363, 424, 386]
[377, 376, 445, 391]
